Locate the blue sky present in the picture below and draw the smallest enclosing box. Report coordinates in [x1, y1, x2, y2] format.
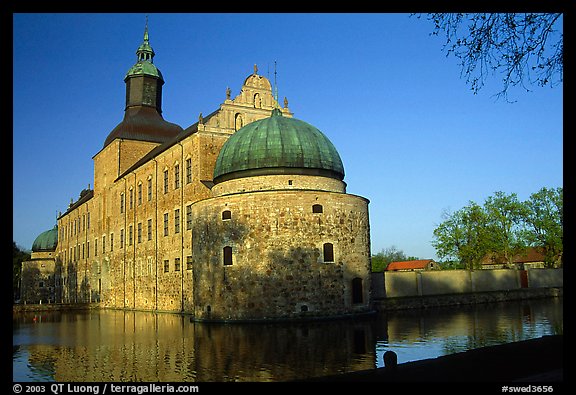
[13, 13, 563, 259]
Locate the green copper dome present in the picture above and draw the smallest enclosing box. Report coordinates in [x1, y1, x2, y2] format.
[125, 61, 163, 80]
[213, 109, 344, 183]
[32, 225, 58, 252]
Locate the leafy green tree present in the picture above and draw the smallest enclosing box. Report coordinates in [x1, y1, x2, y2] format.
[432, 188, 563, 269]
[432, 202, 491, 269]
[521, 187, 563, 267]
[483, 191, 528, 266]
[13, 241, 30, 302]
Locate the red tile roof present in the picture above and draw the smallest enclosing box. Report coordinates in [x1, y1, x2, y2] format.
[482, 247, 546, 265]
[386, 259, 435, 271]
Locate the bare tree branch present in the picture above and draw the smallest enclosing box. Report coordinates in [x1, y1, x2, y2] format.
[414, 13, 563, 102]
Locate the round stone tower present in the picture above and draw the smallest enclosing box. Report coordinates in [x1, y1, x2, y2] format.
[20, 225, 59, 304]
[190, 107, 372, 321]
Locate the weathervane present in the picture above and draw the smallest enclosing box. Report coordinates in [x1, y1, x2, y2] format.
[274, 60, 278, 103]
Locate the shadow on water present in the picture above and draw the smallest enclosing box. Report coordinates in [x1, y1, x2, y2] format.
[12, 297, 562, 382]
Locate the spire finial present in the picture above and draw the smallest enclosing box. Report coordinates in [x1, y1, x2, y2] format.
[274, 60, 278, 103]
[144, 15, 149, 42]
[136, 16, 155, 62]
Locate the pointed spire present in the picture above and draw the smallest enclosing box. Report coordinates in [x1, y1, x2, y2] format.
[144, 15, 149, 42]
[136, 15, 155, 62]
[274, 60, 278, 102]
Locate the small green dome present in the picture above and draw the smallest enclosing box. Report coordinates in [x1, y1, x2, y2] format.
[213, 109, 344, 183]
[124, 20, 162, 81]
[32, 225, 58, 252]
[125, 61, 163, 80]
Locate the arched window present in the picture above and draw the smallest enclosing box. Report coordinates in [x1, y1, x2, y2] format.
[323, 243, 334, 262]
[254, 93, 261, 108]
[312, 204, 323, 213]
[222, 210, 232, 220]
[235, 113, 244, 131]
[352, 277, 363, 304]
[223, 246, 233, 266]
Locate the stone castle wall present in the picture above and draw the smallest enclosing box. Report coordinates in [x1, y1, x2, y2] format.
[190, 189, 371, 320]
[212, 174, 346, 195]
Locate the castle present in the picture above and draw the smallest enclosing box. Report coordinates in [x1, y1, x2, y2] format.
[20, 24, 372, 321]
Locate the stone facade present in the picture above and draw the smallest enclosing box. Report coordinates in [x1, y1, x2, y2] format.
[20, 250, 57, 304]
[34, 31, 372, 321]
[190, 184, 371, 320]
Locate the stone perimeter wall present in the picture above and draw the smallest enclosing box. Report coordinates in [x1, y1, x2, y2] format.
[372, 268, 563, 299]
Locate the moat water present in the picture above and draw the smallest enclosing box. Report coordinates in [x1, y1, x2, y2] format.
[13, 297, 562, 382]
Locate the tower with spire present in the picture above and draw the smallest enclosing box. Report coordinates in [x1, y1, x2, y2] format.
[96, 18, 182, 187]
[124, 17, 164, 113]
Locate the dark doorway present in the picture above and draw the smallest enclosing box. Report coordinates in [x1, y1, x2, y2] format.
[352, 277, 363, 304]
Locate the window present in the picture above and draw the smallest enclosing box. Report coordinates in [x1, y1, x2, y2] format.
[163, 170, 169, 194]
[323, 243, 334, 262]
[174, 164, 180, 189]
[235, 113, 243, 131]
[95, 238, 98, 256]
[164, 260, 169, 273]
[186, 204, 192, 230]
[147, 178, 153, 201]
[129, 188, 133, 210]
[137, 223, 142, 243]
[147, 219, 152, 241]
[186, 158, 192, 184]
[222, 210, 231, 220]
[102, 235, 106, 253]
[175, 258, 181, 271]
[120, 229, 124, 248]
[120, 193, 125, 214]
[110, 233, 114, 251]
[254, 93, 261, 108]
[87, 212, 90, 229]
[87, 241, 90, 258]
[174, 209, 180, 234]
[223, 246, 233, 266]
[186, 255, 192, 270]
[352, 278, 363, 304]
[129, 225, 133, 246]
[312, 204, 323, 213]
[138, 183, 142, 205]
[163, 213, 169, 236]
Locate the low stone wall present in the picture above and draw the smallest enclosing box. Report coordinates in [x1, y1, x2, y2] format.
[372, 268, 563, 299]
[12, 303, 100, 313]
[527, 268, 563, 288]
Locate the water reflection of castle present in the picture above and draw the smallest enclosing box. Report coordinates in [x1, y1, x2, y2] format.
[14, 299, 562, 381]
[15, 310, 376, 381]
